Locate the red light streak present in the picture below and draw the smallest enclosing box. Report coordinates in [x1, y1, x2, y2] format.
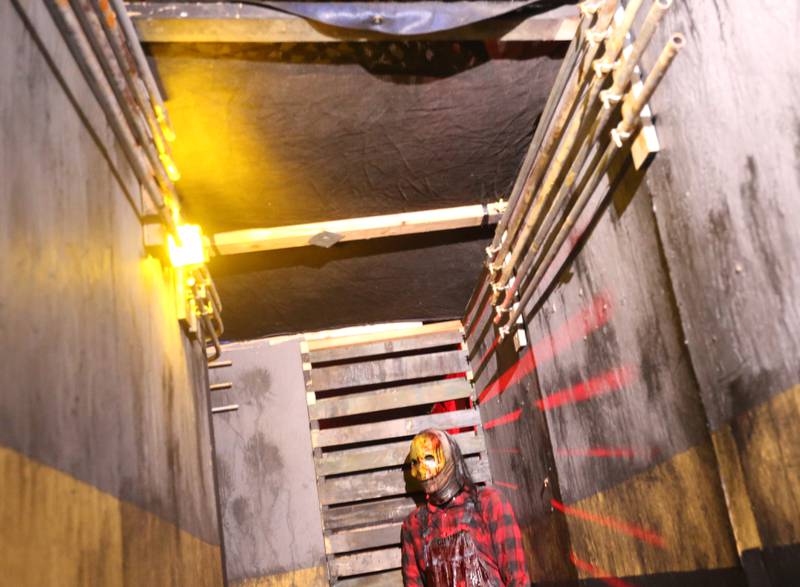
[477, 293, 612, 404]
[495, 481, 519, 491]
[465, 293, 491, 339]
[536, 365, 636, 411]
[569, 552, 635, 587]
[483, 408, 522, 430]
[552, 500, 666, 548]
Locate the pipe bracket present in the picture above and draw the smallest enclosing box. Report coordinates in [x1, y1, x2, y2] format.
[585, 26, 612, 46]
[600, 89, 623, 109]
[579, 0, 606, 17]
[593, 58, 620, 78]
[611, 125, 632, 147]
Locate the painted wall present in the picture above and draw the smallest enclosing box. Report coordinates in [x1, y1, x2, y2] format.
[0, 1, 223, 584]
[467, 1, 799, 585]
[209, 338, 327, 586]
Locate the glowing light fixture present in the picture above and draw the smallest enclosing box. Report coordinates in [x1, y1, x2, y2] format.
[168, 224, 207, 267]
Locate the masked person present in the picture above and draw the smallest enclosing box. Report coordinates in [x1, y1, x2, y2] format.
[401, 429, 531, 586]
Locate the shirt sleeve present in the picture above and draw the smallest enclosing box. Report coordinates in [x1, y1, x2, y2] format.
[485, 487, 531, 586]
[401, 518, 425, 587]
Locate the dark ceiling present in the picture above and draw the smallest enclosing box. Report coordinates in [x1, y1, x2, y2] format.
[145, 4, 569, 339]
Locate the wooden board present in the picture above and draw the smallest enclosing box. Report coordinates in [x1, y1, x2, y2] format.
[333, 547, 401, 577]
[309, 329, 463, 365]
[316, 431, 484, 476]
[313, 409, 480, 448]
[311, 350, 468, 391]
[326, 523, 402, 555]
[336, 570, 403, 587]
[324, 496, 419, 531]
[307, 321, 461, 353]
[309, 378, 473, 421]
[320, 457, 490, 505]
[211, 203, 507, 255]
[130, 2, 579, 44]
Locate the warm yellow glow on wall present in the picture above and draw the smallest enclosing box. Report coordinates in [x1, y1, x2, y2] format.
[167, 224, 207, 267]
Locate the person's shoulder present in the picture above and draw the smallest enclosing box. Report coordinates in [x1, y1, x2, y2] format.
[402, 503, 426, 530]
[478, 485, 508, 506]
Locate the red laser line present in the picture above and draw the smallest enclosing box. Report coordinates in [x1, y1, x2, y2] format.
[465, 293, 491, 339]
[537, 365, 636, 411]
[569, 552, 635, 587]
[495, 481, 519, 491]
[476, 335, 500, 369]
[483, 408, 522, 430]
[478, 293, 612, 404]
[552, 500, 666, 548]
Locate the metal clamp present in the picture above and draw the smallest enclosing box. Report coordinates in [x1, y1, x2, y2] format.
[610, 125, 632, 148]
[593, 58, 619, 78]
[600, 89, 623, 109]
[579, 0, 605, 17]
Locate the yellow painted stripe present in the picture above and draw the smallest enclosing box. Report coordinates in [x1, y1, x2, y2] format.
[0, 445, 222, 586]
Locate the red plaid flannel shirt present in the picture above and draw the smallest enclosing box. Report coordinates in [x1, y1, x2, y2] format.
[401, 485, 530, 586]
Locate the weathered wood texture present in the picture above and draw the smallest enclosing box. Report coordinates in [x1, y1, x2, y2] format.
[470, 1, 799, 585]
[305, 325, 488, 582]
[209, 339, 326, 584]
[319, 456, 490, 505]
[0, 1, 222, 583]
[309, 329, 463, 364]
[335, 569, 402, 587]
[309, 379, 472, 421]
[317, 431, 484, 476]
[313, 409, 480, 448]
[310, 350, 468, 391]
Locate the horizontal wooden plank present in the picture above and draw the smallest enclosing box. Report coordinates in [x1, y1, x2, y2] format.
[334, 547, 401, 577]
[320, 457, 490, 505]
[309, 378, 473, 421]
[131, 2, 579, 43]
[325, 496, 419, 531]
[314, 409, 480, 448]
[316, 431, 484, 476]
[336, 570, 403, 587]
[211, 203, 506, 255]
[326, 523, 402, 554]
[311, 350, 468, 392]
[307, 321, 462, 352]
[309, 329, 463, 364]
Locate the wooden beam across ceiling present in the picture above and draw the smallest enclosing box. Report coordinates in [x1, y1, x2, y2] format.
[127, 2, 579, 44]
[210, 202, 506, 256]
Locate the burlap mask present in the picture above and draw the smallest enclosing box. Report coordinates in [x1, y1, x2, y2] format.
[409, 429, 466, 505]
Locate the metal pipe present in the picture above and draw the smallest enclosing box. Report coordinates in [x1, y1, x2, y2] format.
[212, 404, 239, 414]
[493, 0, 665, 312]
[485, 6, 588, 264]
[70, 0, 172, 190]
[501, 33, 685, 335]
[88, 0, 176, 168]
[44, 0, 169, 219]
[488, 1, 619, 279]
[488, 0, 632, 300]
[110, 0, 176, 139]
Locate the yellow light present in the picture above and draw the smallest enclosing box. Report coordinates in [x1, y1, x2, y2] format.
[168, 224, 207, 268]
[160, 152, 181, 182]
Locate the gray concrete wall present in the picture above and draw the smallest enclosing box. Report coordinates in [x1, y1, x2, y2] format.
[0, 1, 223, 584]
[210, 338, 327, 586]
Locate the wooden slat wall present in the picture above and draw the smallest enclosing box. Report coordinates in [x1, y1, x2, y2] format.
[302, 321, 490, 586]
